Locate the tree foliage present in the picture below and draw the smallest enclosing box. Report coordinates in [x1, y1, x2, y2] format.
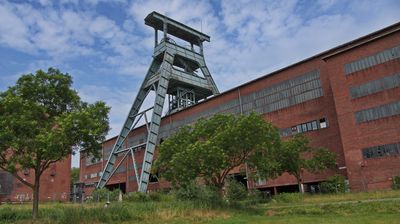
[279, 134, 336, 192]
[0, 68, 110, 218]
[154, 113, 281, 193]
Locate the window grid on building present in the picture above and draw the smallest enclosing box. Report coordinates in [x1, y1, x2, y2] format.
[355, 101, 400, 123]
[344, 45, 400, 75]
[85, 152, 102, 166]
[280, 117, 328, 137]
[350, 73, 400, 98]
[362, 142, 400, 159]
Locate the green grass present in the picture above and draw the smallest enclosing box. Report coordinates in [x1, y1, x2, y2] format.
[1, 190, 400, 224]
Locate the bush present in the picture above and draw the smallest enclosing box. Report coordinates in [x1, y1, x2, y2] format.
[124, 191, 150, 202]
[274, 192, 304, 203]
[225, 179, 247, 201]
[174, 183, 201, 201]
[247, 188, 270, 203]
[392, 176, 400, 190]
[320, 175, 347, 194]
[174, 182, 222, 207]
[90, 188, 121, 202]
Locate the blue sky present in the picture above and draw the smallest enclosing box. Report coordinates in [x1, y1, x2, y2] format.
[1, 0, 399, 167]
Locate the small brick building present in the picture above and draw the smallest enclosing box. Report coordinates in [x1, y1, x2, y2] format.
[0, 156, 71, 202]
[80, 22, 400, 195]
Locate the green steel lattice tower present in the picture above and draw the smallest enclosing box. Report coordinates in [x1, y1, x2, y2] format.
[97, 11, 219, 192]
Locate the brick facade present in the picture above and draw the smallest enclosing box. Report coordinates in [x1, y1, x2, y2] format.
[0, 156, 71, 202]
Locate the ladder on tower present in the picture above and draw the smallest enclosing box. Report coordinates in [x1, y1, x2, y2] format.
[97, 11, 219, 193]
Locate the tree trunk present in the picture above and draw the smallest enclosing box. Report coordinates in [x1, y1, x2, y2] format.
[296, 173, 304, 193]
[32, 176, 40, 219]
[298, 181, 304, 193]
[217, 185, 224, 197]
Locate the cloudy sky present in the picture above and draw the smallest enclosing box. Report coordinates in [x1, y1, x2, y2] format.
[1, 0, 399, 167]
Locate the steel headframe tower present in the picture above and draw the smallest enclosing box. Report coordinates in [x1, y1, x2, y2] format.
[97, 11, 219, 193]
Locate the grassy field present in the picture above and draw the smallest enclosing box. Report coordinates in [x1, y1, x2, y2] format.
[1, 190, 400, 224]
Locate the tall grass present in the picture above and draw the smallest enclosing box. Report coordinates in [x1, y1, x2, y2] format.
[0, 200, 232, 224]
[2, 189, 399, 224]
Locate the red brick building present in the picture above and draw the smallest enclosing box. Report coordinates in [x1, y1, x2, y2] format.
[0, 156, 71, 202]
[80, 22, 400, 195]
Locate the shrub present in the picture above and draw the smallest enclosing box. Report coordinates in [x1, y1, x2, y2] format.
[124, 191, 150, 202]
[247, 188, 270, 203]
[90, 188, 121, 202]
[174, 183, 201, 201]
[320, 175, 347, 194]
[225, 179, 247, 201]
[274, 192, 304, 203]
[174, 182, 222, 207]
[392, 176, 400, 190]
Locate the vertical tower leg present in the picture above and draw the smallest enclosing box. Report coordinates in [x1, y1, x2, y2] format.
[198, 59, 219, 95]
[138, 53, 172, 192]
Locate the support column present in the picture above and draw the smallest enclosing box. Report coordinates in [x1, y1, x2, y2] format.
[163, 19, 167, 39]
[154, 28, 158, 47]
[199, 41, 203, 55]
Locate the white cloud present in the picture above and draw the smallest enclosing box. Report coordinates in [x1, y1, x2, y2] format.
[0, 3, 33, 51]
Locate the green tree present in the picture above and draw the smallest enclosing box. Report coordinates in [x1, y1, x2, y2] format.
[0, 68, 110, 218]
[154, 113, 281, 195]
[279, 134, 336, 193]
[71, 167, 80, 185]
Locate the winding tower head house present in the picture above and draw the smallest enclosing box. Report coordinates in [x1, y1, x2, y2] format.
[97, 12, 219, 192]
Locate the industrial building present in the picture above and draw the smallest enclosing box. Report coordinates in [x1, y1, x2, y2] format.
[79, 17, 400, 196]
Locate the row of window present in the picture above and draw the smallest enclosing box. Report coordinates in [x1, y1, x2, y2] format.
[355, 101, 400, 123]
[241, 70, 321, 103]
[85, 153, 103, 166]
[84, 171, 102, 180]
[280, 118, 328, 137]
[350, 73, 400, 99]
[344, 45, 400, 75]
[241, 70, 323, 115]
[362, 142, 400, 159]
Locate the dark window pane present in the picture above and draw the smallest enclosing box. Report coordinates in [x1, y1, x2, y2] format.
[297, 125, 302, 133]
[302, 124, 307, 132]
[312, 121, 318, 130]
[306, 122, 312, 131]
